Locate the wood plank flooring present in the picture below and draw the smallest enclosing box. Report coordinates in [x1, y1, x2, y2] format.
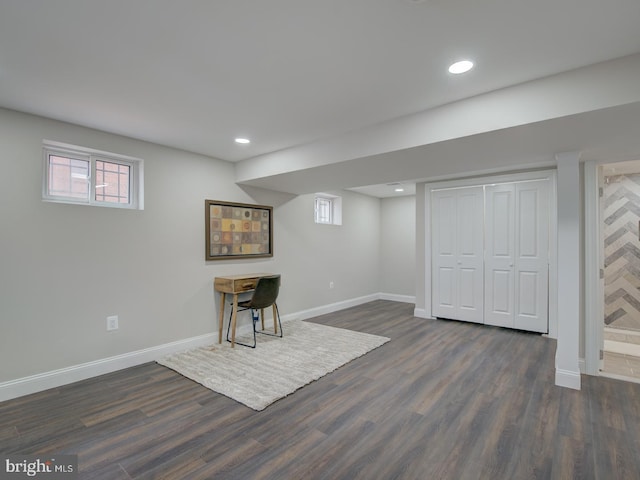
[2, 300, 640, 479]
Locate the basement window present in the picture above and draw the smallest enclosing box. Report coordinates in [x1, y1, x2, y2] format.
[314, 193, 342, 225]
[42, 141, 144, 209]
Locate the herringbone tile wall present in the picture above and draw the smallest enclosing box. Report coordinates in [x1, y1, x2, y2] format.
[604, 173, 640, 331]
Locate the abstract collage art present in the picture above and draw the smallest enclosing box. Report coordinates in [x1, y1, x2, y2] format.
[205, 200, 273, 260]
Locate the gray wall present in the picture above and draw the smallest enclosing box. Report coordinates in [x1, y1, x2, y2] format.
[274, 190, 382, 309]
[380, 196, 416, 297]
[0, 108, 383, 383]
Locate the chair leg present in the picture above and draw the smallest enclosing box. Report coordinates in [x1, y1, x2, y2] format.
[256, 302, 283, 338]
[275, 303, 282, 336]
[272, 304, 278, 334]
[225, 305, 256, 348]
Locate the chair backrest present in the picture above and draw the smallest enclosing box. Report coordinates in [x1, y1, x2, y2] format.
[248, 275, 281, 309]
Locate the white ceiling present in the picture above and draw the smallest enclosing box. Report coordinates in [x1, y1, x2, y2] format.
[2, 0, 640, 196]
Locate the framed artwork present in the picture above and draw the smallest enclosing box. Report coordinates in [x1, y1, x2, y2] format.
[205, 200, 273, 260]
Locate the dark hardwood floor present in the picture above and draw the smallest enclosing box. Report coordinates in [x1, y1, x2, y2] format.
[2, 300, 640, 479]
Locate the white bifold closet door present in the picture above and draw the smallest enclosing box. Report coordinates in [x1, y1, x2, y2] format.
[431, 187, 484, 323]
[484, 180, 549, 333]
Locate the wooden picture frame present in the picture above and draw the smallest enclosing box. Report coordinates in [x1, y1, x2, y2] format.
[205, 200, 273, 260]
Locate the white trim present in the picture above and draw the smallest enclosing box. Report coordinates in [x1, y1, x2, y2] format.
[425, 169, 557, 192]
[280, 294, 380, 322]
[423, 183, 433, 322]
[555, 368, 581, 390]
[1, 293, 413, 402]
[0, 332, 216, 402]
[548, 171, 559, 339]
[584, 160, 601, 375]
[379, 293, 416, 303]
[413, 308, 430, 319]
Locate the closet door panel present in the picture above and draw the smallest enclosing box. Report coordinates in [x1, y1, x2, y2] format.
[431, 187, 483, 323]
[518, 271, 538, 315]
[485, 185, 515, 327]
[434, 266, 456, 316]
[514, 180, 549, 332]
[432, 191, 458, 318]
[456, 188, 484, 322]
[489, 269, 512, 311]
[458, 266, 482, 322]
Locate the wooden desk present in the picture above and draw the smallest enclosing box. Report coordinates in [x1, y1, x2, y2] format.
[214, 273, 274, 347]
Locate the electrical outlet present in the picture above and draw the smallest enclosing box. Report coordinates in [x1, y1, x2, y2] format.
[107, 315, 119, 331]
[329, 281, 334, 289]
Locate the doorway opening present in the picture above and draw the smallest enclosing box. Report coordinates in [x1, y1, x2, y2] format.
[600, 161, 640, 382]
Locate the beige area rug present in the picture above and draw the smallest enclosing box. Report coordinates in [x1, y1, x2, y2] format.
[157, 320, 390, 411]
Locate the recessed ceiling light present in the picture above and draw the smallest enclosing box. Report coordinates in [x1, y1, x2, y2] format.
[235, 137, 250, 144]
[395, 187, 405, 192]
[448, 60, 474, 74]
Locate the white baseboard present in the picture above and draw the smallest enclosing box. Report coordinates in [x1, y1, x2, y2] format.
[281, 293, 380, 322]
[414, 308, 429, 319]
[555, 368, 582, 390]
[0, 332, 216, 403]
[379, 293, 416, 304]
[1, 293, 412, 403]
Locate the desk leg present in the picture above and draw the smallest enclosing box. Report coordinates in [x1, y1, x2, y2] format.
[230, 293, 239, 348]
[218, 292, 226, 344]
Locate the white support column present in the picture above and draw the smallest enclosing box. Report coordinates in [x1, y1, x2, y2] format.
[555, 151, 581, 389]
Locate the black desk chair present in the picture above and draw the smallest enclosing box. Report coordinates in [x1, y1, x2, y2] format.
[226, 274, 283, 348]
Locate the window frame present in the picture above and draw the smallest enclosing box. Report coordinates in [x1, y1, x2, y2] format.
[314, 193, 342, 225]
[314, 195, 333, 224]
[42, 140, 144, 210]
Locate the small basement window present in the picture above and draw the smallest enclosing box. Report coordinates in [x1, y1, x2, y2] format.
[43, 141, 143, 209]
[314, 193, 342, 225]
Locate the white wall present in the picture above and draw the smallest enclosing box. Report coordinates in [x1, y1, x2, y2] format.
[272, 190, 381, 310]
[380, 196, 416, 298]
[0, 108, 382, 387]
